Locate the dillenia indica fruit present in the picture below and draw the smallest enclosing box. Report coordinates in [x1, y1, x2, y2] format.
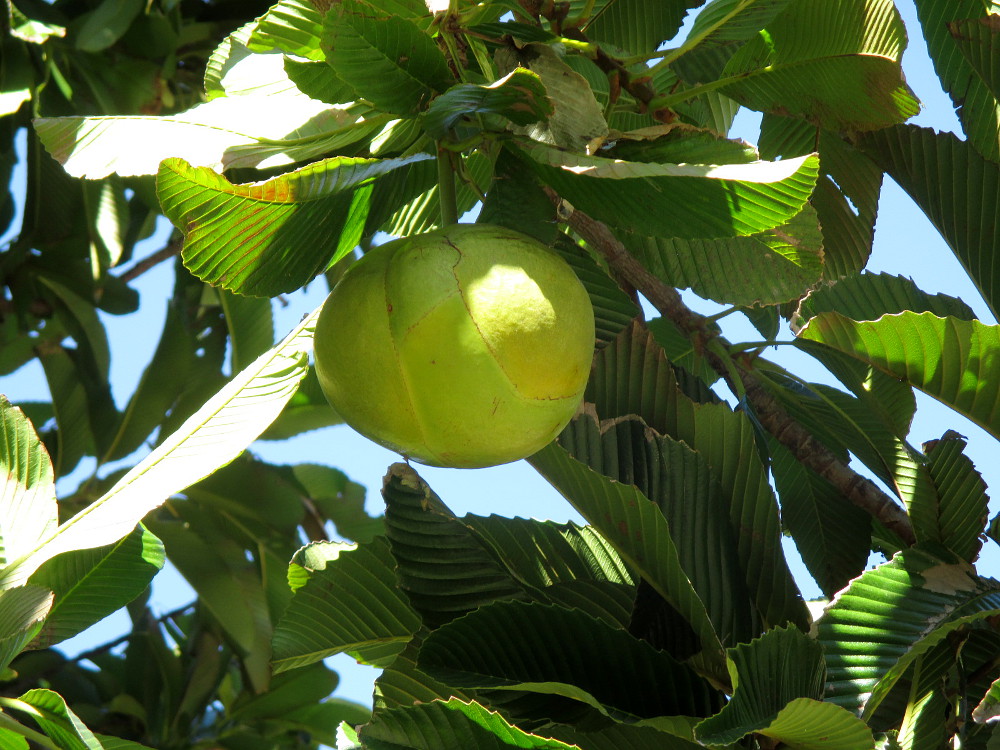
[313, 224, 595, 468]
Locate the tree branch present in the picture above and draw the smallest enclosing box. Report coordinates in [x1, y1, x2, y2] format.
[118, 237, 183, 283]
[550, 190, 917, 546]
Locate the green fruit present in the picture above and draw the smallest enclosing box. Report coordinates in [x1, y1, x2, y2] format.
[313, 224, 595, 468]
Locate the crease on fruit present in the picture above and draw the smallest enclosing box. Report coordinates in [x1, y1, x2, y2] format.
[381, 245, 438, 464]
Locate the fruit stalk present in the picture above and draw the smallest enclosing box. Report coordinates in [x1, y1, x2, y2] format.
[437, 145, 459, 226]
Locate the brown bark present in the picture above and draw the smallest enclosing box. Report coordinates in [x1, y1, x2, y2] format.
[550, 190, 917, 546]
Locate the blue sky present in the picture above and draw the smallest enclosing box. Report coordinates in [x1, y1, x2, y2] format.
[2, 0, 998, 714]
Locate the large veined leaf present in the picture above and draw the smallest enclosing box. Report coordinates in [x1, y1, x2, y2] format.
[36, 344, 95, 479]
[973, 675, 1000, 725]
[372, 638, 473, 711]
[418, 600, 720, 720]
[322, 0, 452, 115]
[157, 154, 432, 296]
[910, 0, 1000, 161]
[793, 272, 977, 330]
[247, 0, 326, 60]
[0, 310, 319, 589]
[712, 0, 918, 130]
[910, 431, 989, 563]
[461, 515, 633, 589]
[218, 289, 274, 373]
[528, 419, 729, 686]
[670, 0, 797, 83]
[34, 46, 377, 179]
[818, 545, 1000, 716]
[27, 525, 163, 648]
[580, 0, 703, 57]
[0, 585, 53, 674]
[696, 627, 873, 749]
[798, 312, 1000, 442]
[7, 688, 103, 749]
[585, 324, 809, 633]
[759, 116, 883, 279]
[382, 463, 528, 628]
[560, 415, 759, 650]
[623, 203, 824, 307]
[769, 438, 871, 598]
[522, 143, 819, 239]
[948, 16, 1000, 103]
[0, 397, 57, 570]
[147, 510, 273, 686]
[424, 69, 552, 139]
[362, 698, 577, 749]
[895, 638, 955, 750]
[271, 538, 421, 673]
[495, 44, 608, 151]
[542, 722, 704, 750]
[858, 125, 1000, 317]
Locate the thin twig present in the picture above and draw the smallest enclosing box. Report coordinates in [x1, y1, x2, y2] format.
[550, 190, 917, 546]
[118, 238, 183, 283]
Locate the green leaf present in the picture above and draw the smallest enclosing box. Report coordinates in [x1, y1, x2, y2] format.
[461, 515, 633, 589]
[259, 366, 345, 441]
[382, 464, 529, 628]
[322, 0, 452, 115]
[271, 537, 421, 673]
[759, 117, 882, 279]
[373, 638, 472, 710]
[158, 154, 431, 296]
[0, 397, 57, 570]
[418, 600, 720, 720]
[758, 698, 875, 750]
[248, 0, 326, 60]
[695, 627, 844, 747]
[624, 203, 824, 306]
[542, 722, 704, 750]
[36, 344, 95, 478]
[911, 432, 990, 563]
[818, 545, 1000, 716]
[857, 125, 1000, 317]
[218, 289, 274, 373]
[793, 272, 977, 329]
[11, 688, 102, 749]
[582, 0, 703, 56]
[147, 510, 272, 674]
[797, 312, 1000, 442]
[529, 417, 729, 685]
[716, 0, 918, 130]
[362, 698, 578, 749]
[0, 586, 53, 674]
[100, 304, 198, 463]
[949, 16, 1000, 102]
[495, 44, 608, 151]
[287, 463, 383, 544]
[523, 144, 819, 239]
[769, 438, 871, 598]
[424, 69, 553, 139]
[227, 661, 339, 722]
[0, 310, 318, 588]
[75, 0, 143, 52]
[34, 93, 373, 179]
[973, 675, 1000, 724]
[27, 525, 164, 648]
[671, 0, 797, 83]
[910, 0, 1000, 160]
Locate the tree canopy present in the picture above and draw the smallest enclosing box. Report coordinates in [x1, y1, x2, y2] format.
[3, 0, 1000, 748]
